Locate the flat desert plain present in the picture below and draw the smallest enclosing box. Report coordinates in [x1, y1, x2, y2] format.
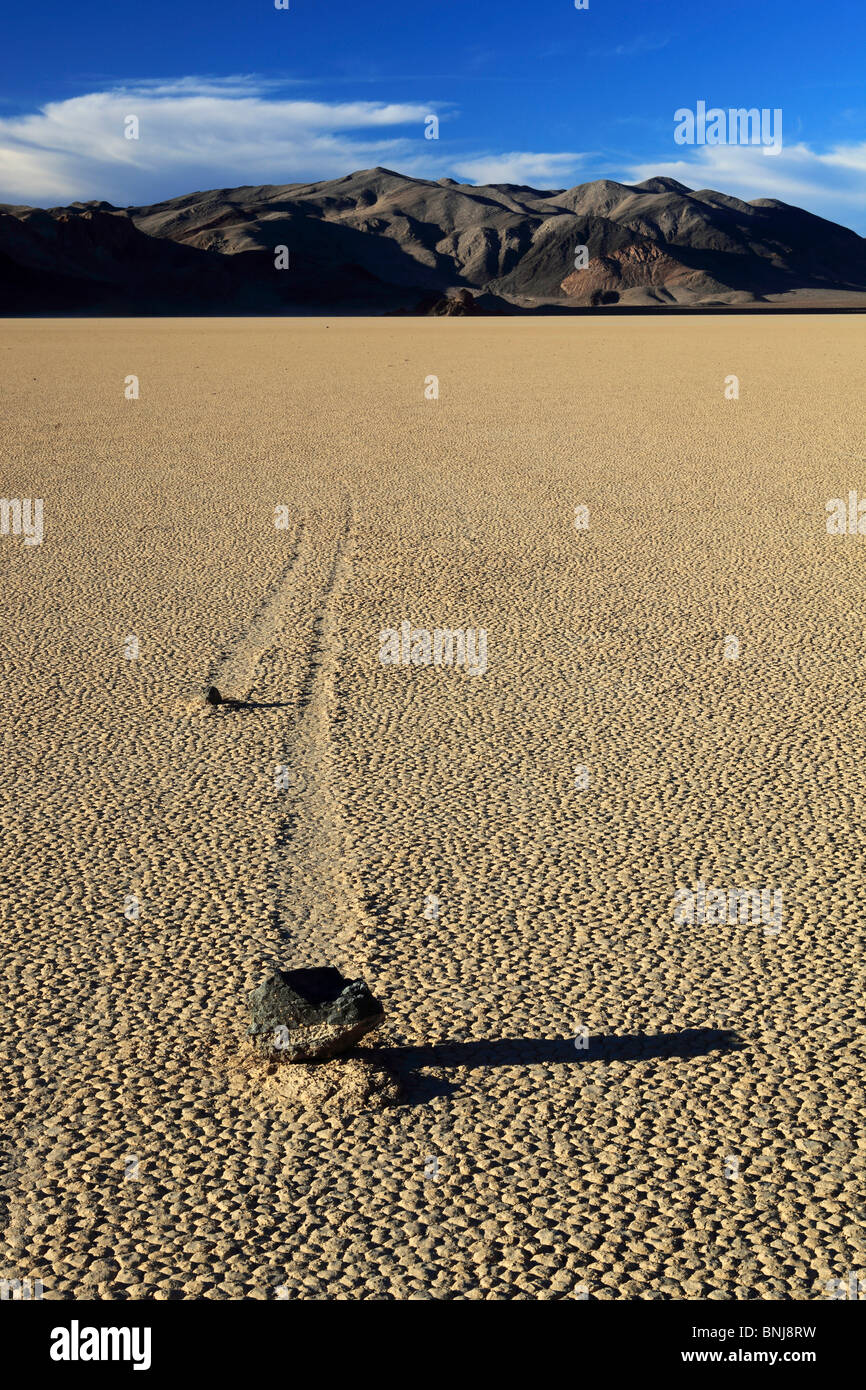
[0, 316, 863, 1301]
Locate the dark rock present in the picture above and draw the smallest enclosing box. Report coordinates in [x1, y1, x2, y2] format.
[385, 288, 507, 317]
[249, 967, 384, 1061]
[204, 685, 222, 705]
[419, 288, 486, 316]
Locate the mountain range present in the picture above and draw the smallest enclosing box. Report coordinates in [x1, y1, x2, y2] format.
[2, 167, 865, 314]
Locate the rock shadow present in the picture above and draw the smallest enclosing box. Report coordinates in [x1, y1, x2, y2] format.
[373, 1028, 742, 1105]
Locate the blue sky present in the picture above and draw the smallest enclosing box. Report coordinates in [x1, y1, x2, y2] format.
[1, 0, 864, 230]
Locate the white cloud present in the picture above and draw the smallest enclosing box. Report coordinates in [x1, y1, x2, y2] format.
[452, 151, 583, 186]
[0, 79, 587, 205]
[622, 141, 866, 234]
[2, 76, 863, 236]
[0, 79, 442, 206]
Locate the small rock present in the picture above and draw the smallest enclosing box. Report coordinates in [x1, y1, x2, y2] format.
[249, 967, 384, 1061]
[204, 686, 222, 706]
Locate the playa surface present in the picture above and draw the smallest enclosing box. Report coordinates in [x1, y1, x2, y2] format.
[1, 316, 862, 1300]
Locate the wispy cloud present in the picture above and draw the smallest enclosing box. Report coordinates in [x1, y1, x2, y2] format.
[110, 75, 300, 98]
[591, 36, 671, 59]
[0, 78, 443, 205]
[623, 140, 866, 233]
[0, 78, 589, 205]
[452, 151, 584, 186]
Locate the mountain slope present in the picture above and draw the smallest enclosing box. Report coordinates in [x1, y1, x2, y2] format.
[2, 170, 865, 312]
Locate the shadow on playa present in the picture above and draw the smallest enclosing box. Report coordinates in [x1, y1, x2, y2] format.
[371, 1028, 743, 1104]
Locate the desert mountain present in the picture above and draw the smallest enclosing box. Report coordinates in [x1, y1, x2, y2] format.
[2, 168, 865, 312]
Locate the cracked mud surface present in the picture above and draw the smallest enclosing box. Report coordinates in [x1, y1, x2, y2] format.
[0, 316, 863, 1300]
